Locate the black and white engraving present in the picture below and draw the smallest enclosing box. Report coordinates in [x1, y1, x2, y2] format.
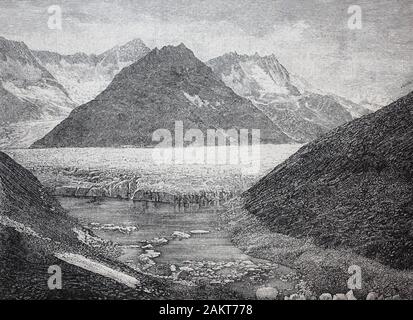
[0, 0, 412, 301]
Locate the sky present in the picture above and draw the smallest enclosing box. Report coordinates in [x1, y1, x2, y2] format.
[1, 0, 412, 104]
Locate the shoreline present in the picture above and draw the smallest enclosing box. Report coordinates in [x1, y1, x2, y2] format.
[218, 197, 413, 300]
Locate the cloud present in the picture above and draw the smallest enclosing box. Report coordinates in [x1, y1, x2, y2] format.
[270, 21, 311, 43]
[0, 0, 411, 103]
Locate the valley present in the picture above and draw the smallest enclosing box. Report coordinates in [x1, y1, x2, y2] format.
[2, 144, 305, 299]
[0, 0, 411, 301]
[59, 197, 298, 299]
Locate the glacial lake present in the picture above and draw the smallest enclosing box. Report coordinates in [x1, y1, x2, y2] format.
[59, 197, 297, 298]
[59, 197, 254, 263]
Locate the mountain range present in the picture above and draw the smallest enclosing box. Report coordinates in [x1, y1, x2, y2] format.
[32, 44, 292, 148]
[243, 91, 413, 270]
[0, 36, 74, 123]
[33, 38, 150, 105]
[207, 52, 372, 142]
[0, 35, 395, 149]
[0, 37, 150, 148]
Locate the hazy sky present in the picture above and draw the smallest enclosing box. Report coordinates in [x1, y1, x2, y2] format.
[1, 0, 412, 104]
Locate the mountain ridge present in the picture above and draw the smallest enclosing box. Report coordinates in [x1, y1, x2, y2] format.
[243, 91, 413, 270]
[0, 36, 75, 125]
[31, 44, 293, 148]
[207, 52, 372, 142]
[32, 38, 151, 105]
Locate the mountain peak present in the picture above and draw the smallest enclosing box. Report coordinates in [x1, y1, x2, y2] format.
[140, 43, 198, 67]
[127, 38, 146, 45]
[0, 36, 30, 53]
[31, 42, 291, 148]
[119, 38, 148, 51]
[161, 43, 194, 55]
[98, 38, 150, 64]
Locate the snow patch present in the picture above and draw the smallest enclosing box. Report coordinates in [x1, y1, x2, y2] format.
[183, 92, 210, 108]
[240, 61, 289, 95]
[56, 252, 140, 288]
[2, 82, 73, 118]
[73, 227, 108, 247]
[0, 215, 51, 241]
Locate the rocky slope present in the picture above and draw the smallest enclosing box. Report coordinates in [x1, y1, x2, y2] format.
[243, 92, 413, 270]
[208, 52, 371, 142]
[0, 36, 74, 121]
[207, 52, 301, 101]
[0, 83, 39, 125]
[0, 36, 76, 148]
[33, 39, 150, 105]
[32, 44, 292, 148]
[0, 151, 170, 299]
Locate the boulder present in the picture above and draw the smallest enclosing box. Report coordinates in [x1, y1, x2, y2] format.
[319, 293, 333, 300]
[190, 230, 210, 235]
[333, 294, 348, 300]
[366, 292, 379, 300]
[346, 290, 357, 300]
[172, 231, 191, 239]
[256, 287, 278, 300]
[178, 270, 191, 280]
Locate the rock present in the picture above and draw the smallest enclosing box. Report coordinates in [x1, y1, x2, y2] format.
[139, 250, 161, 259]
[142, 262, 155, 271]
[170, 265, 177, 272]
[190, 230, 210, 235]
[366, 292, 379, 300]
[178, 270, 191, 280]
[333, 294, 348, 300]
[139, 257, 156, 270]
[149, 264, 172, 277]
[346, 290, 357, 300]
[142, 244, 154, 250]
[180, 266, 194, 272]
[289, 294, 306, 300]
[150, 237, 168, 245]
[392, 295, 401, 300]
[256, 287, 278, 300]
[172, 231, 191, 239]
[98, 224, 137, 234]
